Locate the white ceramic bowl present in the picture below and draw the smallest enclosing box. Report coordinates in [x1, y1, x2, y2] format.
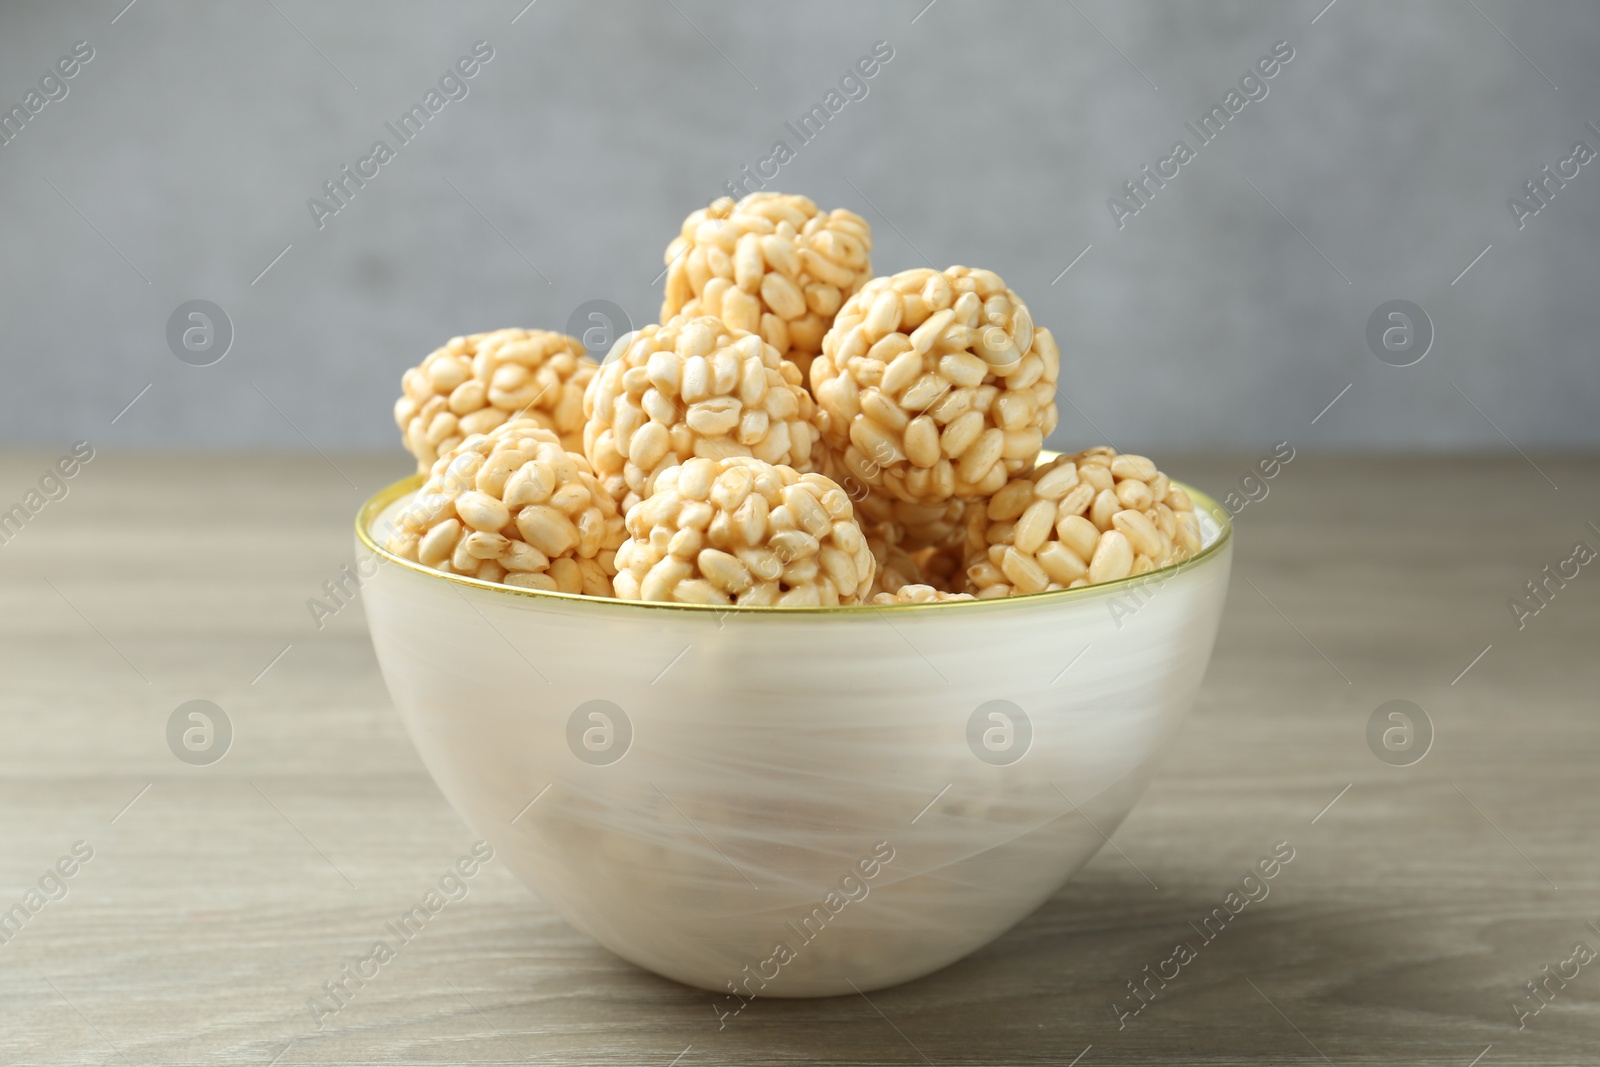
[356, 475, 1232, 998]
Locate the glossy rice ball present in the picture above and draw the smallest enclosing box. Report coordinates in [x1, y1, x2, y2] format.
[387, 420, 626, 596]
[613, 457, 875, 607]
[963, 447, 1201, 598]
[582, 315, 817, 514]
[662, 192, 873, 384]
[811, 266, 1059, 506]
[395, 329, 596, 472]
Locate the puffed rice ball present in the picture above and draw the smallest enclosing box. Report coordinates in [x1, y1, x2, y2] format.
[395, 329, 596, 472]
[871, 584, 976, 606]
[387, 420, 626, 595]
[662, 193, 873, 383]
[582, 316, 818, 514]
[613, 456, 875, 606]
[811, 266, 1060, 506]
[963, 447, 1201, 598]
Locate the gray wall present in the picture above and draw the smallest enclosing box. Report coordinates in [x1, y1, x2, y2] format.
[2, 0, 1596, 453]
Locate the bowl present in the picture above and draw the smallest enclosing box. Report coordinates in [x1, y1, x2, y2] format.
[355, 472, 1233, 999]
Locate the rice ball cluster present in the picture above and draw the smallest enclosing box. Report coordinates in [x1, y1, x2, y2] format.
[582, 316, 817, 514]
[962, 447, 1201, 598]
[662, 193, 873, 383]
[382, 190, 1213, 609]
[811, 266, 1060, 507]
[395, 329, 595, 472]
[613, 456, 875, 607]
[386, 420, 626, 595]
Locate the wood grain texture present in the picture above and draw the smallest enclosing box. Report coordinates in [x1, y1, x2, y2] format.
[1, 452, 1597, 1066]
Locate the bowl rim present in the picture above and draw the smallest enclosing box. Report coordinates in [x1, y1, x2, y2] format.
[355, 459, 1233, 615]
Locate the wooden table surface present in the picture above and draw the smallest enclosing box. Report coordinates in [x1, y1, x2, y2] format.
[2, 452, 1597, 1066]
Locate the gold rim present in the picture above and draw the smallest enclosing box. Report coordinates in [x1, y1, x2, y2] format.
[355, 466, 1233, 615]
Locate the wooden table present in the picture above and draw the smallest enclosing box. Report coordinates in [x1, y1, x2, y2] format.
[2, 453, 1596, 1066]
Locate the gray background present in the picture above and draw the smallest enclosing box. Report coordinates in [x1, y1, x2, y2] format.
[1, 0, 1596, 453]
